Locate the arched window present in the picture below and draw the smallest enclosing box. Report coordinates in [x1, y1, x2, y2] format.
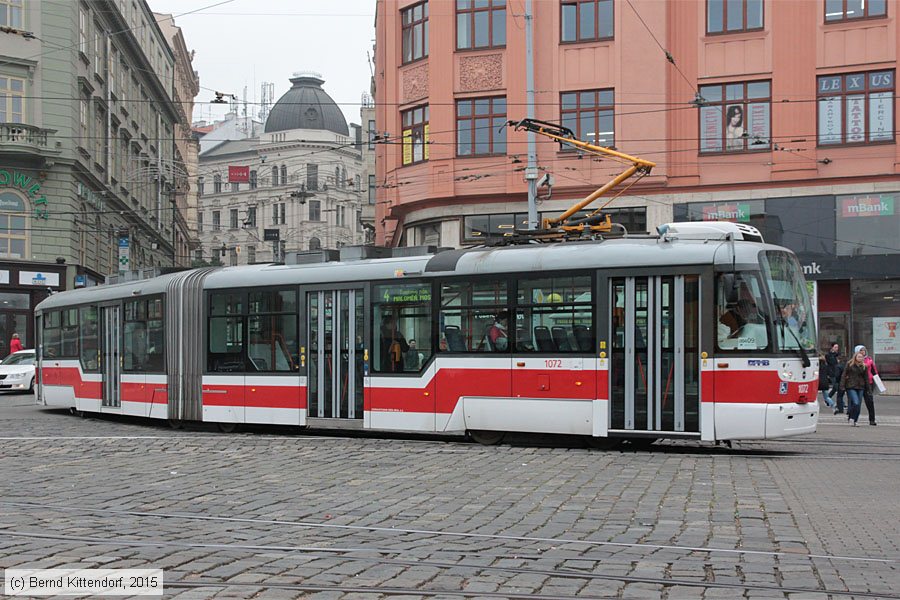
[0, 191, 29, 260]
[341, 167, 347, 188]
[309, 237, 321, 250]
[213, 174, 222, 194]
[334, 166, 340, 187]
[271, 166, 278, 186]
[280, 164, 287, 185]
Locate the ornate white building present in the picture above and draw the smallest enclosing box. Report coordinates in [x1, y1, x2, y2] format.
[196, 73, 366, 266]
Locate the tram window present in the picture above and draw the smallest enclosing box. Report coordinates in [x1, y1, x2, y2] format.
[42, 311, 61, 358]
[210, 293, 243, 315]
[248, 314, 298, 372]
[515, 275, 593, 353]
[124, 297, 166, 372]
[60, 309, 79, 357]
[79, 306, 99, 371]
[249, 289, 297, 313]
[208, 315, 245, 372]
[373, 282, 432, 373]
[716, 273, 769, 351]
[439, 280, 508, 352]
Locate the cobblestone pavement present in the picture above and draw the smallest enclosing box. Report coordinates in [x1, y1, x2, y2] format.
[0, 394, 898, 599]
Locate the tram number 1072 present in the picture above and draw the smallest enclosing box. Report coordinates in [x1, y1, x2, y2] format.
[545, 359, 563, 369]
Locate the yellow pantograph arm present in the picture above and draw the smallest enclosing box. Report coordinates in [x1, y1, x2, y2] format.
[508, 119, 656, 228]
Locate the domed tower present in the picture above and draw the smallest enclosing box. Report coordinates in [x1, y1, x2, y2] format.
[264, 72, 349, 136]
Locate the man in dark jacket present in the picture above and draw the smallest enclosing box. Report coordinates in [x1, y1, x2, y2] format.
[825, 343, 845, 414]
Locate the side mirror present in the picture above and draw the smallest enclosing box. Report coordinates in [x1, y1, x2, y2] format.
[721, 274, 738, 304]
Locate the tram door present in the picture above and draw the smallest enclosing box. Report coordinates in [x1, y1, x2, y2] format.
[306, 289, 365, 420]
[609, 275, 700, 433]
[100, 305, 122, 408]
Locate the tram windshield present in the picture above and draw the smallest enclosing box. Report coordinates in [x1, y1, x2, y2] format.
[761, 250, 817, 353]
[716, 272, 769, 351]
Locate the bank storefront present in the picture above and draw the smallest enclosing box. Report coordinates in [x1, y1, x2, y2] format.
[674, 192, 900, 380]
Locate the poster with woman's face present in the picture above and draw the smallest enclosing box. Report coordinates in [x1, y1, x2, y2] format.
[725, 104, 744, 150]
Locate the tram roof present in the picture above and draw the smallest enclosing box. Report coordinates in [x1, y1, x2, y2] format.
[36, 237, 781, 311]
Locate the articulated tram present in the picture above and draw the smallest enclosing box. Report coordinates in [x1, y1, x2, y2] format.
[34, 222, 819, 444]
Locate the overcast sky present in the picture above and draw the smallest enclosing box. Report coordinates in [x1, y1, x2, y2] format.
[148, 0, 375, 127]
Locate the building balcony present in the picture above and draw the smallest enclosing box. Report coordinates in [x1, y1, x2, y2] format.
[0, 123, 61, 163]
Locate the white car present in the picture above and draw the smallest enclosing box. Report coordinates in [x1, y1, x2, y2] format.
[0, 349, 35, 393]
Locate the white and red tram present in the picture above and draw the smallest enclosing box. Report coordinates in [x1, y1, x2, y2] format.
[35, 222, 819, 444]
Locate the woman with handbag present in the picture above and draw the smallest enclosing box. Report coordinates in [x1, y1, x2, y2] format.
[853, 345, 880, 426]
[841, 350, 869, 427]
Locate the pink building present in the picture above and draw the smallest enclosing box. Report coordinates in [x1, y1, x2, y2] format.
[375, 0, 900, 378]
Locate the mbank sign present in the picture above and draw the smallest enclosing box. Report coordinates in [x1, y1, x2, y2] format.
[841, 195, 894, 218]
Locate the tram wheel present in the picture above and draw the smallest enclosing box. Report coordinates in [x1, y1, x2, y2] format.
[167, 419, 183, 430]
[216, 422, 240, 434]
[469, 430, 505, 446]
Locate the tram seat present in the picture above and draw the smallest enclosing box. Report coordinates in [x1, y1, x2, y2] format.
[534, 326, 557, 352]
[444, 326, 467, 352]
[551, 326, 571, 351]
[573, 325, 593, 352]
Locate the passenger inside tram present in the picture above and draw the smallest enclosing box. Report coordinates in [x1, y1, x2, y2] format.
[717, 275, 768, 350]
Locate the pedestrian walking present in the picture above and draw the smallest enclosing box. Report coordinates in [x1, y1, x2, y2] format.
[826, 343, 845, 414]
[854, 344, 879, 426]
[818, 352, 835, 408]
[8, 333, 22, 355]
[840, 350, 869, 426]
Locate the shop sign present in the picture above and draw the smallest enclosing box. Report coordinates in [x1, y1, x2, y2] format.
[841, 194, 894, 218]
[228, 166, 250, 183]
[702, 202, 751, 223]
[19, 271, 59, 287]
[0, 169, 49, 219]
[873, 317, 900, 354]
[118, 235, 130, 271]
[77, 183, 104, 210]
[0, 270, 9, 284]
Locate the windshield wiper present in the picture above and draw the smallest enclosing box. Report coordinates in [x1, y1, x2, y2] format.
[774, 294, 811, 368]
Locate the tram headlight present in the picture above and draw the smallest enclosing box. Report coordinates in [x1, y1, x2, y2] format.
[780, 370, 794, 380]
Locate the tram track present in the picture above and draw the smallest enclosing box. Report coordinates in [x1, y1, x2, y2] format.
[0, 529, 896, 599]
[2, 500, 896, 565]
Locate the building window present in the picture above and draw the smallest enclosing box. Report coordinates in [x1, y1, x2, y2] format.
[0, 0, 23, 28]
[836, 193, 900, 256]
[309, 199, 321, 221]
[818, 71, 894, 145]
[334, 166, 340, 188]
[229, 247, 237, 266]
[212, 210, 220, 231]
[271, 166, 278, 186]
[280, 164, 287, 185]
[231, 181, 239, 192]
[249, 170, 257, 189]
[0, 192, 28, 259]
[825, 0, 886, 22]
[457, 0, 505, 50]
[79, 93, 89, 145]
[699, 81, 770, 153]
[197, 178, 204, 197]
[401, 105, 429, 165]
[367, 119, 376, 149]
[561, 0, 613, 43]
[78, 6, 88, 55]
[355, 174, 361, 192]
[247, 245, 256, 264]
[246, 206, 257, 228]
[560, 89, 614, 147]
[307, 163, 318, 191]
[457, 97, 506, 156]
[230, 209, 238, 230]
[401, 1, 428, 64]
[368, 174, 376, 205]
[707, 0, 763, 34]
[0, 76, 24, 123]
[213, 174, 222, 193]
[198, 211, 203, 233]
[309, 237, 321, 250]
